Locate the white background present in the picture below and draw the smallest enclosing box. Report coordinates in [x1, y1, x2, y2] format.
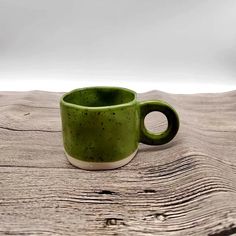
[0, 0, 236, 93]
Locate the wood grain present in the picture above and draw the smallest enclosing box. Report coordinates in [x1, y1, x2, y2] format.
[0, 90, 236, 236]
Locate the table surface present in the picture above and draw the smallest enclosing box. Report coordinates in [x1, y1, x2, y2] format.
[1, 90, 236, 236]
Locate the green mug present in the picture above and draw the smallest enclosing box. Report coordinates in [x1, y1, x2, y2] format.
[60, 87, 179, 170]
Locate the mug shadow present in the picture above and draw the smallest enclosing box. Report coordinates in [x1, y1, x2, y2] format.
[138, 139, 181, 153]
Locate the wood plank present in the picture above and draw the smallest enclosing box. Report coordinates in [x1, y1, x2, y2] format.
[1, 164, 236, 236]
[0, 90, 236, 235]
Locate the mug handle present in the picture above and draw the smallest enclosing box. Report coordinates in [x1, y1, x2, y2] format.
[139, 101, 179, 145]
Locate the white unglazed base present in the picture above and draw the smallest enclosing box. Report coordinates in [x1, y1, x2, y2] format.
[65, 149, 138, 170]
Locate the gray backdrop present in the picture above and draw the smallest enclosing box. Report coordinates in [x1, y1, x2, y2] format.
[0, 0, 236, 92]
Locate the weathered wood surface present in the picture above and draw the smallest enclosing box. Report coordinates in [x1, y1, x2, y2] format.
[0, 90, 236, 236]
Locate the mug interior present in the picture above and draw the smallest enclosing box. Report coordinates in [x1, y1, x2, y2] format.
[63, 87, 135, 107]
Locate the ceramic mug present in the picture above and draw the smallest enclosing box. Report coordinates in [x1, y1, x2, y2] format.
[60, 87, 179, 170]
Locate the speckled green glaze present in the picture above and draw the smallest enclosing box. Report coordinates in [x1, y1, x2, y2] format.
[60, 87, 179, 163]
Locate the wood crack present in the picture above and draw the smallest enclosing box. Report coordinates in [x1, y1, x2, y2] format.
[0, 126, 61, 133]
[0, 103, 59, 109]
[0, 165, 70, 169]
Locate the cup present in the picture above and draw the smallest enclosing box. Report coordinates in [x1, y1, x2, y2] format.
[60, 87, 179, 170]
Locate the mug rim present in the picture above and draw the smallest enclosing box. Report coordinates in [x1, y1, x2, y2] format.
[60, 86, 137, 110]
